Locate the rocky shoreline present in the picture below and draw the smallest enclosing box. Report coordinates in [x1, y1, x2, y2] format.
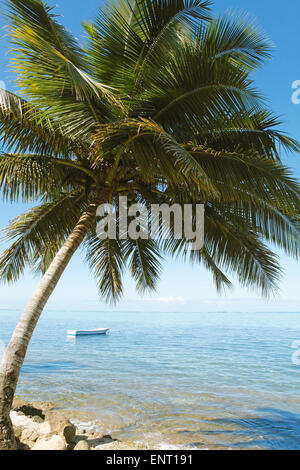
[10, 398, 207, 450]
[10, 398, 138, 451]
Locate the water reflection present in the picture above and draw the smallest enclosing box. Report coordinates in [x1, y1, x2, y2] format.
[66, 335, 76, 344]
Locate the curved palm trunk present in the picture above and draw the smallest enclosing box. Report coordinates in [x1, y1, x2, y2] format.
[0, 197, 100, 450]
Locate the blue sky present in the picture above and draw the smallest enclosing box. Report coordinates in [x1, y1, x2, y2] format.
[0, 0, 299, 313]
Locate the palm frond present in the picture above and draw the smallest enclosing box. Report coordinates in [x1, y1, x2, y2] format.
[132, 24, 264, 125]
[124, 237, 163, 293]
[95, 118, 219, 197]
[84, 0, 212, 95]
[161, 207, 281, 296]
[197, 12, 272, 71]
[204, 210, 281, 296]
[200, 247, 232, 292]
[0, 190, 85, 282]
[189, 109, 300, 159]
[0, 153, 94, 202]
[6, 0, 121, 123]
[188, 145, 300, 209]
[85, 234, 126, 303]
[157, 158, 300, 258]
[0, 88, 83, 156]
[132, 0, 213, 93]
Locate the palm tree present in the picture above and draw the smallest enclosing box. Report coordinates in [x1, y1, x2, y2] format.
[0, 0, 299, 449]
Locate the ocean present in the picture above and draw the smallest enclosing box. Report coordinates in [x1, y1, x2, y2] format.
[1, 309, 300, 449]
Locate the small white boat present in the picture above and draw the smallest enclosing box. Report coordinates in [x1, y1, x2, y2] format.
[67, 328, 110, 336]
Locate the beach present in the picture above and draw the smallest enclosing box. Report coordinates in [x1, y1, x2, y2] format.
[1, 309, 300, 450]
[10, 397, 150, 450]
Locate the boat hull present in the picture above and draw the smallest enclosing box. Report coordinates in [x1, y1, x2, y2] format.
[67, 328, 109, 336]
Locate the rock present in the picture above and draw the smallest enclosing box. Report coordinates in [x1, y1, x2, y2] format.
[32, 416, 44, 424]
[63, 423, 76, 444]
[46, 413, 76, 444]
[32, 435, 67, 451]
[31, 401, 55, 412]
[11, 410, 40, 431]
[12, 398, 54, 418]
[12, 399, 45, 420]
[39, 421, 51, 435]
[21, 429, 39, 443]
[17, 411, 25, 416]
[17, 441, 30, 451]
[12, 398, 28, 410]
[14, 426, 24, 440]
[95, 440, 144, 451]
[23, 440, 37, 449]
[11, 411, 43, 450]
[74, 440, 90, 451]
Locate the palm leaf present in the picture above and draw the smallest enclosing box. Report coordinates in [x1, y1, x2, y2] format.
[6, 0, 121, 124]
[0, 153, 98, 202]
[0, 190, 85, 282]
[124, 237, 163, 293]
[189, 109, 300, 159]
[204, 210, 281, 296]
[196, 12, 272, 71]
[84, 0, 212, 95]
[95, 118, 219, 197]
[188, 145, 300, 209]
[0, 88, 83, 156]
[85, 234, 126, 303]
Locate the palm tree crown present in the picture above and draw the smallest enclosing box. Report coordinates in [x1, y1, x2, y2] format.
[0, 0, 299, 302]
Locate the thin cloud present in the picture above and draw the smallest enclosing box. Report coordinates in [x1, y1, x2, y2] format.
[155, 296, 186, 305]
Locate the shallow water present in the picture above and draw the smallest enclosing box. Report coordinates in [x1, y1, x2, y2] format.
[1, 310, 300, 449]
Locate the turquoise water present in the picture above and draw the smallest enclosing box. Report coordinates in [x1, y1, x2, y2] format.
[1, 310, 300, 449]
